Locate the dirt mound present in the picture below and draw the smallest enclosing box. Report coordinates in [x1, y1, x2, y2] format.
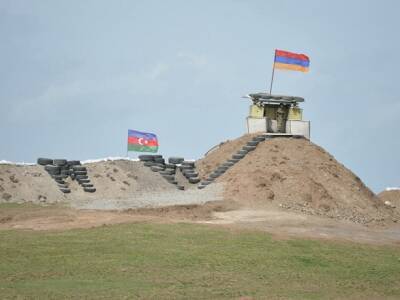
[197, 135, 399, 225]
[0, 160, 173, 204]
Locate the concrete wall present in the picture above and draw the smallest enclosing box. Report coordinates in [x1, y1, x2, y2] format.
[247, 117, 311, 139]
[286, 120, 310, 139]
[246, 117, 267, 133]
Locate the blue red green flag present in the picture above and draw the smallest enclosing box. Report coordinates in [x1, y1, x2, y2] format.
[127, 129, 158, 153]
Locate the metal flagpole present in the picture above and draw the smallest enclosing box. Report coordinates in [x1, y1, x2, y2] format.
[269, 50, 277, 94]
[126, 130, 129, 158]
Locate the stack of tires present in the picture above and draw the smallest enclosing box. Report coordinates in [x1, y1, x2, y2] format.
[198, 135, 267, 189]
[70, 164, 96, 193]
[139, 155, 185, 190]
[37, 158, 96, 193]
[38, 158, 71, 193]
[167, 157, 185, 190]
[179, 161, 201, 185]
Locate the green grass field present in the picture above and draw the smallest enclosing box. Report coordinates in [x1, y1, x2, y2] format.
[1, 220, 400, 299]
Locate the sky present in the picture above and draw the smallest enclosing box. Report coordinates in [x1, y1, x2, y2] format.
[0, 0, 399, 192]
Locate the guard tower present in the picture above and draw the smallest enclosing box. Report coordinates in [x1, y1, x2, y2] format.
[245, 93, 310, 139]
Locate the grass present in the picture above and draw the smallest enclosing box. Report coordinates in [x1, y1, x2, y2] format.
[0, 214, 399, 299]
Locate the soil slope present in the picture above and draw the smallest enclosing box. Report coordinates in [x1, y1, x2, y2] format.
[197, 135, 399, 225]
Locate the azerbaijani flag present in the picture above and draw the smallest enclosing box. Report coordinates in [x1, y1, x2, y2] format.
[274, 49, 310, 72]
[127, 129, 158, 153]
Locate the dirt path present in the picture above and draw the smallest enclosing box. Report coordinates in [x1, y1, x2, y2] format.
[200, 208, 400, 246]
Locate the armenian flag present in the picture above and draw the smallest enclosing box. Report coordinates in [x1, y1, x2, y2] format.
[274, 49, 310, 72]
[127, 129, 158, 153]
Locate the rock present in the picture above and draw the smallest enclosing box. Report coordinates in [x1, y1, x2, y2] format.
[2, 193, 12, 201]
[384, 201, 396, 208]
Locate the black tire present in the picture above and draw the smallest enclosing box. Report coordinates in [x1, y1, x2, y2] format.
[84, 187, 96, 193]
[150, 166, 163, 172]
[222, 162, 234, 167]
[180, 165, 193, 171]
[185, 172, 199, 179]
[58, 183, 69, 188]
[197, 185, 206, 189]
[165, 164, 176, 169]
[183, 168, 198, 174]
[182, 161, 195, 167]
[74, 170, 87, 176]
[60, 170, 70, 176]
[243, 145, 256, 151]
[55, 179, 65, 184]
[215, 170, 226, 176]
[217, 166, 228, 172]
[45, 165, 60, 172]
[81, 183, 94, 188]
[162, 174, 175, 181]
[152, 163, 165, 168]
[168, 157, 184, 164]
[227, 159, 239, 164]
[53, 175, 63, 180]
[237, 150, 248, 155]
[143, 161, 154, 167]
[37, 158, 53, 165]
[53, 159, 67, 166]
[78, 179, 90, 184]
[232, 154, 245, 160]
[160, 170, 175, 176]
[201, 180, 212, 185]
[188, 177, 200, 184]
[246, 141, 259, 147]
[209, 173, 219, 179]
[167, 179, 178, 185]
[72, 165, 86, 171]
[177, 185, 185, 190]
[253, 136, 266, 142]
[67, 160, 81, 166]
[59, 188, 71, 193]
[154, 158, 165, 164]
[76, 175, 88, 180]
[138, 155, 155, 161]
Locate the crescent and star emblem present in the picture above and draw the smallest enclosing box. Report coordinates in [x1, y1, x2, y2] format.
[138, 138, 148, 146]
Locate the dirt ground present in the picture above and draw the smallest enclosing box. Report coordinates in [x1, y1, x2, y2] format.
[1, 203, 399, 246]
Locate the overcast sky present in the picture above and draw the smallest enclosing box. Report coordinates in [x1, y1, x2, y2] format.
[0, 0, 399, 192]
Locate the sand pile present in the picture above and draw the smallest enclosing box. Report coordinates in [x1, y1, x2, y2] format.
[197, 135, 399, 225]
[0, 159, 223, 210]
[0, 160, 177, 204]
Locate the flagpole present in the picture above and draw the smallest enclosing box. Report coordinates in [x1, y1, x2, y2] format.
[269, 50, 277, 94]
